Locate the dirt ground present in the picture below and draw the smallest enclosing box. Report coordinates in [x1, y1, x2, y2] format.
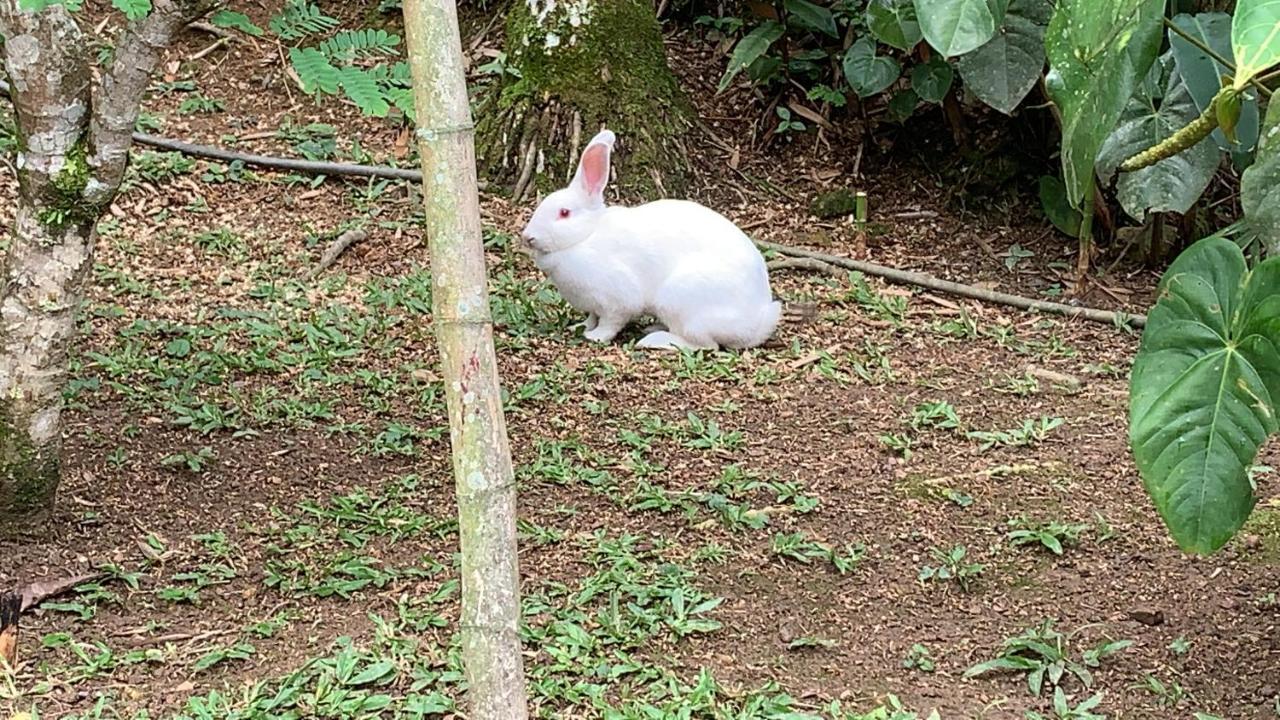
[1, 3, 1278, 719]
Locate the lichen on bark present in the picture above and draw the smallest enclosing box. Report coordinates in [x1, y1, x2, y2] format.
[475, 0, 693, 200]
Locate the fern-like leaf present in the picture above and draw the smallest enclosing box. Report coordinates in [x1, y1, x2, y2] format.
[289, 47, 340, 95]
[211, 10, 264, 37]
[269, 0, 338, 41]
[320, 29, 402, 61]
[111, 0, 150, 20]
[385, 87, 416, 122]
[339, 66, 390, 117]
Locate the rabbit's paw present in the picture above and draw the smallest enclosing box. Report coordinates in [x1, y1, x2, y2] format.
[637, 331, 713, 351]
[583, 326, 619, 343]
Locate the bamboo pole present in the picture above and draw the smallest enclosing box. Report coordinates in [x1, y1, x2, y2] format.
[401, 1, 529, 717]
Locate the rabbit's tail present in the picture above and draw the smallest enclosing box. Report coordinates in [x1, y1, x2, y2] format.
[755, 300, 784, 343]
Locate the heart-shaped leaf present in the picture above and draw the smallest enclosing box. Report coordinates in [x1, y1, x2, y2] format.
[1044, 0, 1165, 207]
[785, 0, 839, 38]
[913, 0, 999, 57]
[1232, 0, 1280, 87]
[718, 21, 785, 93]
[842, 36, 902, 98]
[957, 0, 1051, 114]
[1096, 53, 1221, 222]
[887, 88, 920, 121]
[1242, 98, 1280, 256]
[1130, 235, 1280, 554]
[911, 57, 955, 102]
[867, 0, 923, 51]
[1169, 13, 1261, 152]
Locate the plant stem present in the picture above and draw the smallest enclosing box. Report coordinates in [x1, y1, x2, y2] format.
[1076, 173, 1097, 283]
[1162, 18, 1272, 99]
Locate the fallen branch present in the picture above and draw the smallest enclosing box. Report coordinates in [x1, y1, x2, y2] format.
[758, 239, 1146, 328]
[133, 133, 423, 182]
[0, 78, 424, 184]
[304, 228, 368, 280]
[767, 257, 843, 277]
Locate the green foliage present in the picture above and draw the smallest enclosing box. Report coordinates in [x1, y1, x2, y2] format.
[910, 57, 954, 103]
[1129, 235, 1280, 554]
[210, 10, 264, 37]
[1169, 12, 1260, 152]
[786, 0, 839, 37]
[867, 0, 922, 51]
[913, 0, 997, 57]
[1044, 0, 1165, 207]
[1097, 54, 1219, 222]
[1038, 175, 1082, 236]
[965, 620, 1132, 696]
[269, 0, 338, 41]
[318, 29, 402, 61]
[843, 37, 902, 98]
[1231, 0, 1280, 86]
[110, 0, 148, 20]
[956, 0, 1051, 114]
[717, 21, 785, 92]
[1242, 98, 1280, 255]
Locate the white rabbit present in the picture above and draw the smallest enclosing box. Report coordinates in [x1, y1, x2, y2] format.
[520, 129, 782, 350]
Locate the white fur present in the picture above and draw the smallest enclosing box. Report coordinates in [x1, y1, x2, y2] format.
[521, 129, 782, 350]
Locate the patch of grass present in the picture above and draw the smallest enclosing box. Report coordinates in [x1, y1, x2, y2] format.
[1006, 517, 1088, 555]
[965, 619, 1132, 696]
[918, 545, 984, 591]
[967, 416, 1064, 451]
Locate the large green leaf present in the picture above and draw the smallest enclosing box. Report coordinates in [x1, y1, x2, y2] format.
[1130, 235, 1280, 554]
[785, 0, 839, 38]
[867, 0, 923, 51]
[957, 0, 1051, 114]
[1096, 53, 1221, 222]
[913, 0, 999, 57]
[1232, 0, 1280, 86]
[1242, 99, 1280, 256]
[1038, 174, 1082, 236]
[1044, 0, 1165, 207]
[842, 36, 902, 98]
[1169, 13, 1261, 152]
[717, 21, 785, 93]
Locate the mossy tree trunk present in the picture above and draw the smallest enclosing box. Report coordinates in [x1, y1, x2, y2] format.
[476, 0, 693, 200]
[0, 0, 216, 536]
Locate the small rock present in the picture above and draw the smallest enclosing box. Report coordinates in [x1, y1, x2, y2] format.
[1127, 608, 1165, 626]
[779, 624, 795, 644]
[1244, 533, 1262, 550]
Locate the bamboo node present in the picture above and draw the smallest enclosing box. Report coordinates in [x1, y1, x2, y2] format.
[417, 123, 477, 141]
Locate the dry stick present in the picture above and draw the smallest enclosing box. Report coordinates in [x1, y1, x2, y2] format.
[304, 228, 367, 280]
[133, 132, 424, 182]
[758, 239, 1147, 328]
[767, 257, 843, 277]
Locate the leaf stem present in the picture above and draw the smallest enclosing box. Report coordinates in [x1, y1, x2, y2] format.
[1162, 18, 1272, 99]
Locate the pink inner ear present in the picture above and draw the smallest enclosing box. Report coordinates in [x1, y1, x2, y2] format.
[581, 144, 609, 196]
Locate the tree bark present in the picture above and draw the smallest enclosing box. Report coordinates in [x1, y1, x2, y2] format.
[475, 0, 693, 200]
[0, 0, 217, 535]
[403, 1, 529, 718]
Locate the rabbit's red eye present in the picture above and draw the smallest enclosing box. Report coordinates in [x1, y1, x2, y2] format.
[558, 208, 571, 219]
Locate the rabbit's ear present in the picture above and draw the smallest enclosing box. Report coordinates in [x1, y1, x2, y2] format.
[571, 130, 615, 202]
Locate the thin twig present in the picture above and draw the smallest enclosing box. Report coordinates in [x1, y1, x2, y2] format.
[757, 239, 1146, 328]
